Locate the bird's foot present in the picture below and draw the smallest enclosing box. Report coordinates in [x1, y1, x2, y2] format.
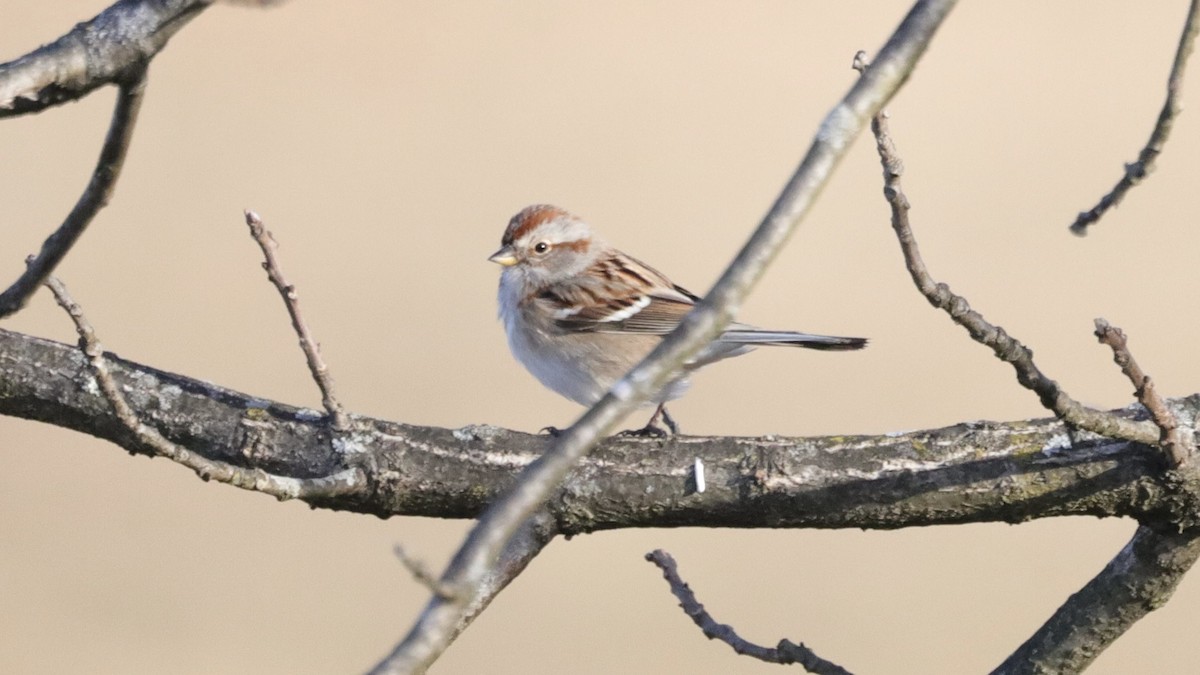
[617, 404, 680, 437]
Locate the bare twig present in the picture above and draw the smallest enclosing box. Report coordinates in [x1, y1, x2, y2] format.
[244, 210, 350, 431]
[646, 550, 852, 674]
[367, 2, 959, 673]
[394, 545, 457, 600]
[393, 514, 557, 651]
[1070, 0, 1200, 234]
[1094, 319, 1193, 467]
[0, 70, 147, 319]
[994, 525, 1200, 674]
[866, 91, 1160, 447]
[0, 0, 211, 117]
[42, 274, 365, 501]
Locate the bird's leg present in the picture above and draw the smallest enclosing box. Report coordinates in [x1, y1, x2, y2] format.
[619, 403, 679, 437]
[658, 406, 680, 435]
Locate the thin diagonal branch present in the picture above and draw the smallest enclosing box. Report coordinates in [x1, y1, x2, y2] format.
[1094, 319, 1194, 467]
[244, 210, 350, 431]
[993, 525, 1200, 675]
[867, 94, 1159, 446]
[0, 0, 211, 118]
[368, 2, 959, 673]
[646, 550, 851, 674]
[42, 274, 365, 501]
[1070, 0, 1200, 235]
[0, 70, 147, 319]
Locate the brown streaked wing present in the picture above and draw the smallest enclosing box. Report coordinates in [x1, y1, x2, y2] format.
[547, 251, 701, 334]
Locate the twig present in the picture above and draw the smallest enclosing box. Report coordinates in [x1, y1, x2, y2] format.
[645, 550, 852, 674]
[394, 545, 457, 599]
[366, 2, 960, 673]
[865, 83, 1160, 447]
[994, 525, 1200, 674]
[0, 69, 147, 319]
[388, 513, 557, 661]
[244, 210, 350, 431]
[43, 274, 364, 501]
[1070, 0, 1200, 235]
[0, 0, 211, 117]
[1094, 319, 1193, 467]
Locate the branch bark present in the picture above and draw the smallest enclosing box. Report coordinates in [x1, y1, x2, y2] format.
[0, 0, 211, 118]
[6, 326, 1198, 533]
[993, 525, 1200, 675]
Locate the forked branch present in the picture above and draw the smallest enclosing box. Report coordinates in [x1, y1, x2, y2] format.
[1094, 319, 1194, 467]
[864, 80, 1159, 447]
[42, 275, 365, 500]
[0, 71, 146, 319]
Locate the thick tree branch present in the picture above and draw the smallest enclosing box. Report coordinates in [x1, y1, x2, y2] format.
[993, 525, 1200, 675]
[369, 2, 960, 671]
[1070, 0, 1200, 234]
[0, 70, 147, 319]
[7, 326, 1197, 533]
[647, 549, 851, 674]
[0, 0, 211, 118]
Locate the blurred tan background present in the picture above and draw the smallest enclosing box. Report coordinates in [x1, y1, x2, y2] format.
[2, 2, 1199, 673]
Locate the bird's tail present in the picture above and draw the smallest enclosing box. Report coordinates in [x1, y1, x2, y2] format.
[719, 329, 867, 351]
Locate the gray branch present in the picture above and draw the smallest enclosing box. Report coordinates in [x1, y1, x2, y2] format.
[993, 525, 1200, 675]
[0, 0, 211, 118]
[5, 326, 1197, 535]
[0, 71, 146, 319]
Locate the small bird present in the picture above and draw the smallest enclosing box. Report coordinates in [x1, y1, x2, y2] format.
[489, 205, 866, 435]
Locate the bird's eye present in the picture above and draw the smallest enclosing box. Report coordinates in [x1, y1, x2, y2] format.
[533, 241, 550, 254]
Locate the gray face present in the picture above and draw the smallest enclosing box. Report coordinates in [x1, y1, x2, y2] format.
[511, 224, 591, 283]
[495, 206, 603, 291]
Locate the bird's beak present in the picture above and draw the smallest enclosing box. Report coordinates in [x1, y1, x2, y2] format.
[488, 245, 518, 267]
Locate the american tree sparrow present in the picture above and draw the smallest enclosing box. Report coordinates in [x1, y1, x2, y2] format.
[490, 205, 866, 435]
